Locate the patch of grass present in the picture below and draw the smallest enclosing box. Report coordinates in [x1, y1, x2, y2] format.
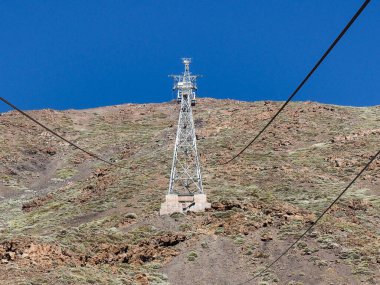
[317, 234, 339, 250]
[125, 213, 137, 219]
[179, 223, 191, 231]
[234, 235, 245, 245]
[56, 168, 77, 180]
[213, 211, 233, 219]
[170, 212, 185, 220]
[214, 227, 224, 235]
[187, 251, 198, 261]
[297, 241, 307, 249]
[352, 261, 373, 275]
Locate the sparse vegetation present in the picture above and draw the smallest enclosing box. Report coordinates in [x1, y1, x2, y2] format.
[56, 167, 77, 180]
[0, 99, 379, 284]
[187, 251, 198, 261]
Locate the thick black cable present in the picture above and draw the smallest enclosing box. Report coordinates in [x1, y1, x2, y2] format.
[223, 0, 371, 165]
[0, 96, 116, 166]
[236, 148, 380, 285]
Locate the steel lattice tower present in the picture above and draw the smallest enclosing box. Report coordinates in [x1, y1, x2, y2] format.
[168, 58, 203, 195]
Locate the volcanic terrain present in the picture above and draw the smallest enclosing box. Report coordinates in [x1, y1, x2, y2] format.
[0, 98, 379, 284]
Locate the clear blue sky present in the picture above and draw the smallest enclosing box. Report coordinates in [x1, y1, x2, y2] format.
[0, 1, 379, 112]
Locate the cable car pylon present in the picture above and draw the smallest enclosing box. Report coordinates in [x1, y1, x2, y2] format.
[160, 58, 210, 215]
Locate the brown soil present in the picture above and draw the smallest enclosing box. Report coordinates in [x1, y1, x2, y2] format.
[0, 99, 379, 284]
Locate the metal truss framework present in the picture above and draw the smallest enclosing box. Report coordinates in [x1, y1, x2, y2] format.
[168, 58, 203, 195]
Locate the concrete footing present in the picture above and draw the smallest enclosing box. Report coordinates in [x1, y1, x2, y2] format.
[159, 194, 183, 215]
[159, 194, 211, 215]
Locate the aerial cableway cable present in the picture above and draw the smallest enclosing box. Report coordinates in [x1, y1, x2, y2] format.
[236, 148, 380, 285]
[0, 96, 116, 166]
[223, 0, 371, 165]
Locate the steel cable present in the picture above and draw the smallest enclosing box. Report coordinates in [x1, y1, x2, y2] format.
[0, 96, 116, 166]
[223, 0, 371, 165]
[236, 148, 380, 285]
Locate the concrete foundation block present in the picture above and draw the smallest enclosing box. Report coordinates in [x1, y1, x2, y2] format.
[191, 194, 211, 212]
[159, 194, 183, 215]
[160, 194, 211, 215]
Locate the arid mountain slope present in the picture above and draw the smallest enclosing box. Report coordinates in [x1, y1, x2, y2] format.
[0, 99, 379, 284]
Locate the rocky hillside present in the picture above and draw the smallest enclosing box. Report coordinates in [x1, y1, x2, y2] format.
[0, 99, 379, 284]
